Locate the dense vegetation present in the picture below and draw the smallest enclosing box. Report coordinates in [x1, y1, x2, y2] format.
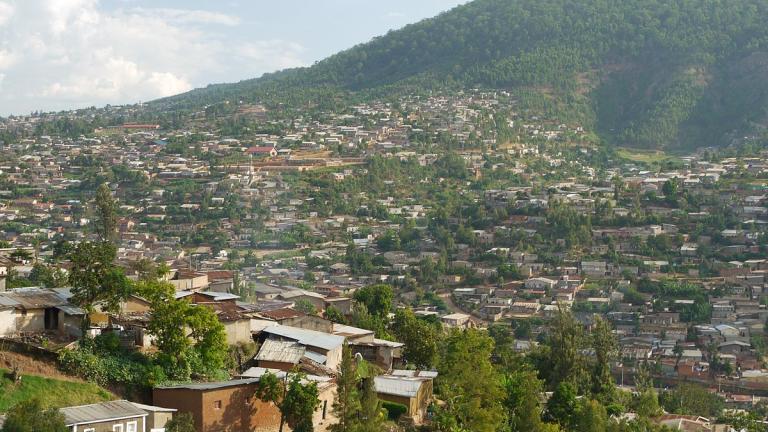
[156, 0, 768, 151]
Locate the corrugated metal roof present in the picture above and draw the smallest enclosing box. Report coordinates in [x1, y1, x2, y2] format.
[60, 400, 147, 425]
[391, 369, 438, 379]
[199, 291, 240, 301]
[303, 351, 327, 364]
[262, 325, 344, 351]
[57, 304, 85, 315]
[255, 339, 305, 364]
[374, 376, 424, 398]
[0, 288, 67, 309]
[157, 378, 261, 391]
[128, 402, 176, 413]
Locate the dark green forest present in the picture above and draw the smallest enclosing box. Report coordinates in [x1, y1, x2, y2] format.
[155, 0, 768, 151]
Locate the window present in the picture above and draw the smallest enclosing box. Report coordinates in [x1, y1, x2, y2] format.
[113, 425, 124, 432]
[214, 400, 223, 409]
[126, 421, 137, 432]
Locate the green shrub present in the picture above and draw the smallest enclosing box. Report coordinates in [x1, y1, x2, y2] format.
[382, 401, 408, 420]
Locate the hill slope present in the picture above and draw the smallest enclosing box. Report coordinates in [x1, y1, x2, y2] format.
[157, 0, 768, 150]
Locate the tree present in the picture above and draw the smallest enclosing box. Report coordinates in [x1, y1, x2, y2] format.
[256, 371, 321, 432]
[324, 305, 347, 324]
[505, 369, 547, 432]
[659, 383, 724, 417]
[186, 304, 228, 374]
[143, 281, 227, 379]
[435, 329, 505, 432]
[68, 240, 132, 331]
[391, 308, 439, 369]
[164, 412, 196, 432]
[94, 183, 118, 243]
[148, 296, 192, 379]
[358, 376, 386, 432]
[353, 284, 393, 318]
[547, 305, 587, 390]
[28, 263, 67, 288]
[295, 299, 318, 315]
[1, 399, 67, 432]
[545, 381, 578, 428]
[635, 389, 662, 418]
[572, 399, 608, 432]
[591, 316, 618, 402]
[331, 344, 361, 432]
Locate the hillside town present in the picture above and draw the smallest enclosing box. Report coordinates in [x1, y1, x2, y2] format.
[1, 88, 768, 431]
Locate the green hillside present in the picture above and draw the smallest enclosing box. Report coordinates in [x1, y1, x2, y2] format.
[0, 369, 114, 412]
[156, 0, 768, 151]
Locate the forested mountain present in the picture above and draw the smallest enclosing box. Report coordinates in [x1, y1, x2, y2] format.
[156, 0, 768, 151]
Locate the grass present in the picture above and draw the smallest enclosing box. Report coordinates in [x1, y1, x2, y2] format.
[616, 148, 682, 165]
[0, 369, 114, 412]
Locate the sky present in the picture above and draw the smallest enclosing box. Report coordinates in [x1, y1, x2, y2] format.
[0, 0, 467, 116]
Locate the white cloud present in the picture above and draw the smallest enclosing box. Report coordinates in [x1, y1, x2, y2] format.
[0, 1, 306, 114]
[0, 50, 16, 69]
[136, 7, 241, 26]
[0, 1, 13, 26]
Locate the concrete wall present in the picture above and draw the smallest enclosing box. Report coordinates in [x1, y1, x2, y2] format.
[58, 311, 82, 338]
[0, 309, 15, 336]
[146, 411, 173, 431]
[15, 309, 45, 333]
[223, 319, 252, 345]
[279, 316, 333, 333]
[154, 383, 282, 432]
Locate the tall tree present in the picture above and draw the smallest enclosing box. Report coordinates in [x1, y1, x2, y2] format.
[504, 369, 546, 432]
[435, 329, 505, 432]
[330, 344, 360, 432]
[547, 305, 587, 390]
[68, 240, 132, 331]
[591, 316, 618, 402]
[545, 381, 578, 429]
[1, 399, 67, 432]
[358, 377, 386, 432]
[572, 399, 608, 432]
[94, 183, 118, 243]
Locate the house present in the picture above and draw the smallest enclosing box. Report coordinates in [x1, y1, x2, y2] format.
[277, 289, 327, 312]
[246, 146, 278, 157]
[374, 370, 437, 424]
[0, 287, 84, 338]
[129, 402, 176, 431]
[154, 375, 336, 432]
[255, 338, 310, 370]
[440, 313, 472, 329]
[153, 379, 281, 432]
[60, 400, 150, 432]
[256, 325, 345, 370]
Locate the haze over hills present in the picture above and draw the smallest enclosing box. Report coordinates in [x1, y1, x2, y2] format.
[156, 0, 768, 151]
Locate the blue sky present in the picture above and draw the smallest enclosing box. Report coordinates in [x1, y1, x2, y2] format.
[0, 0, 467, 115]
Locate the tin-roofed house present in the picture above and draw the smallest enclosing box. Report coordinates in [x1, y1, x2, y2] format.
[0, 287, 84, 338]
[256, 324, 346, 370]
[374, 370, 437, 424]
[60, 400, 149, 432]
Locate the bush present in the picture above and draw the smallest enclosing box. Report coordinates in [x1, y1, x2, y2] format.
[382, 401, 408, 420]
[58, 346, 165, 389]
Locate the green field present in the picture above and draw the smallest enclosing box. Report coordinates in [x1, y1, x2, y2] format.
[0, 369, 114, 412]
[616, 148, 683, 165]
